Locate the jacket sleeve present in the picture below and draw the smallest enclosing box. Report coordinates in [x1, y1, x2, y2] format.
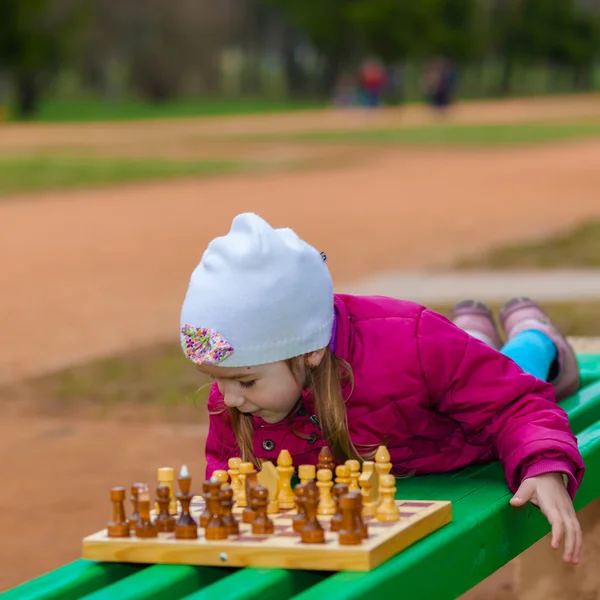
[416, 308, 585, 499]
[204, 381, 241, 478]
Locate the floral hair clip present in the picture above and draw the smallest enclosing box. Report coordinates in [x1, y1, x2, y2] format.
[180, 324, 234, 365]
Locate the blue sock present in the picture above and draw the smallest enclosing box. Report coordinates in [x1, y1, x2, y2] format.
[501, 329, 557, 381]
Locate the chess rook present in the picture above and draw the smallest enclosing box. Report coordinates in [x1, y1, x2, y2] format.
[107, 487, 129, 538]
[298, 464, 316, 485]
[338, 493, 364, 545]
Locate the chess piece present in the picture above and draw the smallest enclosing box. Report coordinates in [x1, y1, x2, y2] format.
[359, 461, 379, 517]
[298, 464, 316, 485]
[127, 482, 145, 532]
[157, 467, 176, 514]
[300, 480, 325, 544]
[375, 446, 392, 486]
[317, 469, 336, 515]
[376, 474, 401, 522]
[335, 464, 351, 487]
[227, 457, 242, 500]
[276, 450, 296, 509]
[291, 484, 308, 533]
[236, 462, 254, 508]
[329, 483, 349, 532]
[256, 461, 280, 514]
[135, 488, 158, 538]
[204, 478, 228, 540]
[219, 486, 239, 535]
[107, 486, 130, 537]
[329, 483, 348, 531]
[175, 465, 198, 539]
[212, 470, 229, 488]
[155, 484, 176, 533]
[317, 446, 334, 473]
[345, 460, 361, 492]
[199, 481, 212, 528]
[338, 493, 364, 545]
[251, 485, 275, 535]
[242, 470, 259, 523]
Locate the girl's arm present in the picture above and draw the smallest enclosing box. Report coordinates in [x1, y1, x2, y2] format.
[415, 308, 585, 499]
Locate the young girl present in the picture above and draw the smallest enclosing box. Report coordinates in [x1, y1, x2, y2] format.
[180, 212, 584, 565]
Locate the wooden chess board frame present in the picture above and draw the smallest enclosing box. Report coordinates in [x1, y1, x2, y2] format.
[82, 496, 452, 572]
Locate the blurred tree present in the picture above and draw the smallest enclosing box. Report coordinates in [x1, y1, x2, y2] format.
[262, 0, 359, 95]
[0, 0, 86, 117]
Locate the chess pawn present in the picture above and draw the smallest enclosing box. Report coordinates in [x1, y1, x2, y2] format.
[376, 474, 400, 522]
[251, 485, 275, 535]
[204, 479, 228, 540]
[199, 481, 212, 528]
[335, 464, 351, 487]
[317, 446, 334, 474]
[157, 466, 176, 514]
[236, 462, 254, 508]
[135, 489, 158, 538]
[316, 469, 336, 516]
[242, 471, 258, 523]
[298, 464, 316, 486]
[107, 486, 130, 537]
[345, 460, 361, 492]
[155, 484, 176, 533]
[291, 484, 308, 533]
[227, 457, 242, 500]
[219, 486, 239, 536]
[329, 483, 349, 532]
[299, 480, 325, 544]
[127, 482, 146, 532]
[277, 450, 296, 509]
[212, 470, 229, 489]
[338, 493, 364, 546]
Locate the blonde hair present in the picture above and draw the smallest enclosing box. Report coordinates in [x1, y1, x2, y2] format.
[215, 348, 379, 470]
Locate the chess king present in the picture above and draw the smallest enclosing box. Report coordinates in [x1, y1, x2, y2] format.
[179, 212, 585, 566]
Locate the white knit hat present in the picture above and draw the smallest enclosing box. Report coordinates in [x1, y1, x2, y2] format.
[180, 213, 334, 367]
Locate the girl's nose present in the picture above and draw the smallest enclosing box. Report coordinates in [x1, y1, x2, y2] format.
[223, 392, 245, 408]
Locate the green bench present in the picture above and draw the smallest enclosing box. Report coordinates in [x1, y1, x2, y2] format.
[5, 352, 600, 600]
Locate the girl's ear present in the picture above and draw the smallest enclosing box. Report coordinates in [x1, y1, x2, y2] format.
[306, 347, 327, 368]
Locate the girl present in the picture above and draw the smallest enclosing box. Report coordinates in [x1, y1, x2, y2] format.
[180, 212, 584, 564]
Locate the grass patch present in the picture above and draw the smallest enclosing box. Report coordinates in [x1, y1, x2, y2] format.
[248, 119, 600, 147]
[455, 221, 600, 269]
[0, 155, 247, 196]
[1, 300, 599, 420]
[11, 97, 325, 123]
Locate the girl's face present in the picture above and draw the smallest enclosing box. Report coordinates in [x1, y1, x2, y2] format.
[197, 350, 325, 424]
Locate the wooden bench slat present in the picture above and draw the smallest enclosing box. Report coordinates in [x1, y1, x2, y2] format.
[283, 420, 600, 600]
[0, 561, 143, 600]
[78, 565, 225, 600]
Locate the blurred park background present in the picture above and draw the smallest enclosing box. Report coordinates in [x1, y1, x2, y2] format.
[2, 1, 600, 599]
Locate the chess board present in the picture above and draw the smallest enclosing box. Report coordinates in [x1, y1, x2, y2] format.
[82, 496, 452, 572]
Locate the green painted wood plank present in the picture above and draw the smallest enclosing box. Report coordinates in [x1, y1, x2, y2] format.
[289, 421, 600, 600]
[577, 353, 600, 387]
[79, 565, 226, 600]
[559, 378, 600, 434]
[0, 560, 144, 600]
[179, 568, 329, 600]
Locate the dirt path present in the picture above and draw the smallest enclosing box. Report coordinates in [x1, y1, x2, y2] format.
[2, 96, 600, 595]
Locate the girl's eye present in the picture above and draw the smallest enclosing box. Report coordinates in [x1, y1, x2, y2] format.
[239, 380, 256, 388]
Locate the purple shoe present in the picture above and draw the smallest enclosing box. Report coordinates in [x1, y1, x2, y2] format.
[499, 297, 580, 400]
[451, 300, 503, 350]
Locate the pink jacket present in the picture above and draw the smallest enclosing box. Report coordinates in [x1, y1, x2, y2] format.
[205, 294, 585, 498]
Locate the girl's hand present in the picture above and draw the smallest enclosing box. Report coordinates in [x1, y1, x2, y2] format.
[510, 472, 581, 565]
